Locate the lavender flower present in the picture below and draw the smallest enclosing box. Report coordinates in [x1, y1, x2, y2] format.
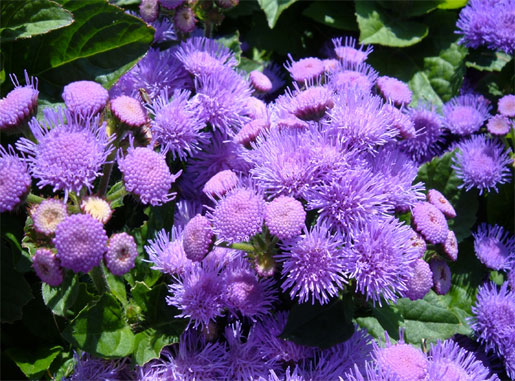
[54, 214, 108, 273]
[0, 145, 31, 213]
[249, 70, 273, 93]
[498, 94, 515, 117]
[110, 95, 147, 127]
[451, 134, 512, 195]
[285, 56, 325, 83]
[233, 118, 269, 147]
[159, 0, 184, 9]
[427, 189, 456, 219]
[408, 228, 427, 258]
[277, 222, 347, 304]
[376, 76, 412, 106]
[182, 214, 214, 262]
[203, 169, 239, 198]
[67, 352, 131, 381]
[404, 259, 433, 301]
[173, 6, 196, 34]
[32, 199, 67, 236]
[332, 36, 373, 65]
[151, 18, 176, 44]
[429, 258, 452, 295]
[443, 230, 459, 261]
[62, 81, 108, 117]
[280, 83, 335, 122]
[328, 62, 378, 94]
[412, 202, 449, 244]
[105, 232, 138, 276]
[139, 0, 158, 22]
[443, 94, 491, 136]
[473, 223, 515, 271]
[264, 196, 306, 240]
[487, 115, 511, 136]
[33, 248, 63, 287]
[382, 104, 416, 139]
[0, 71, 38, 131]
[145, 227, 192, 275]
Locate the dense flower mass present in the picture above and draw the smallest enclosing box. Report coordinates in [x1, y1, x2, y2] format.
[0, 71, 39, 131]
[473, 223, 515, 271]
[0, 145, 31, 213]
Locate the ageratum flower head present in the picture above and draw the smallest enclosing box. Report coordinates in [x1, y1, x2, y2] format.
[328, 61, 378, 94]
[249, 70, 273, 94]
[443, 94, 491, 136]
[117, 140, 182, 206]
[182, 214, 214, 262]
[429, 258, 452, 295]
[32, 199, 67, 236]
[105, 232, 138, 276]
[139, 0, 158, 22]
[0, 71, 38, 131]
[234, 118, 269, 147]
[145, 227, 192, 275]
[332, 36, 373, 66]
[173, 6, 196, 34]
[262, 63, 286, 99]
[147, 88, 208, 160]
[382, 104, 416, 139]
[412, 202, 449, 244]
[451, 134, 512, 195]
[62, 81, 108, 117]
[343, 216, 419, 305]
[376, 76, 412, 106]
[404, 258, 433, 301]
[151, 17, 176, 44]
[427, 189, 456, 219]
[80, 196, 112, 224]
[54, 213, 108, 273]
[203, 169, 239, 198]
[33, 248, 63, 287]
[67, 352, 131, 381]
[110, 95, 147, 127]
[443, 230, 459, 262]
[408, 228, 427, 258]
[277, 222, 347, 305]
[473, 223, 515, 271]
[487, 115, 511, 136]
[277, 82, 335, 122]
[16, 108, 114, 202]
[284, 55, 325, 83]
[264, 196, 306, 240]
[0, 145, 31, 213]
[498, 94, 515, 117]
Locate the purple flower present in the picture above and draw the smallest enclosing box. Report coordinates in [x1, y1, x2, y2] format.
[207, 186, 265, 244]
[182, 214, 214, 262]
[487, 115, 511, 136]
[383, 104, 416, 139]
[33, 248, 63, 287]
[473, 223, 515, 271]
[429, 258, 452, 295]
[203, 169, 240, 198]
[332, 36, 373, 66]
[427, 189, 456, 219]
[151, 17, 177, 44]
[451, 134, 512, 195]
[0, 145, 31, 213]
[54, 213, 108, 273]
[62, 81, 108, 117]
[66, 352, 131, 381]
[105, 232, 138, 276]
[16, 109, 114, 202]
[32, 199, 67, 236]
[159, 0, 184, 9]
[110, 95, 147, 127]
[249, 70, 273, 93]
[404, 259, 433, 301]
[117, 142, 182, 206]
[343, 216, 419, 305]
[443, 94, 491, 136]
[408, 228, 427, 258]
[285, 56, 325, 83]
[328, 62, 378, 94]
[470, 281, 515, 357]
[412, 202, 449, 244]
[281, 83, 335, 122]
[277, 222, 347, 304]
[443, 230, 459, 261]
[145, 227, 193, 275]
[0, 71, 38, 131]
[233, 118, 269, 147]
[173, 6, 197, 34]
[376, 76, 412, 106]
[498, 94, 515, 117]
[263, 63, 286, 98]
[264, 196, 306, 240]
[139, 0, 158, 22]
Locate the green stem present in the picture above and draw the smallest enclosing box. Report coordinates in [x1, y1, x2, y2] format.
[89, 266, 109, 294]
[229, 242, 256, 253]
[97, 161, 114, 197]
[105, 185, 127, 202]
[25, 193, 44, 204]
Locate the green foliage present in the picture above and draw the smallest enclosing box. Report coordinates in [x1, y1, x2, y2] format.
[302, 1, 357, 31]
[42, 273, 81, 318]
[466, 49, 513, 72]
[257, 0, 298, 29]
[1, 248, 33, 323]
[6, 346, 62, 379]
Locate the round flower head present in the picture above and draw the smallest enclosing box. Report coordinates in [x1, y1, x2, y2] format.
[151, 17, 177, 44]
[33, 248, 63, 287]
[427, 339, 498, 381]
[473, 223, 515, 271]
[80, 196, 112, 224]
[249, 70, 273, 93]
[62, 81, 108, 117]
[0, 71, 38, 131]
[412, 202, 449, 244]
[0, 145, 31, 213]
[429, 258, 451, 295]
[487, 115, 511, 136]
[285, 56, 325, 83]
[182, 214, 214, 262]
[105, 232, 138, 276]
[376, 76, 412, 106]
[427, 189, 456, 219]
[383, 104, 416, 139]
[117, 142, 182, 206]
[203, 169, 239, 198]
[15, 108, 114, 201]
[110, 95, 147, 127]
[245, 96, 268, 120]
[451, 134, 512, 195]
[68, 352, 131, 381]
[408, 228, 427, 259]
[329, 61, 378, 94]
[284, 84, 335, 121]
[234, 118, 269, 147]
[145, 227, 192, 275]
[277, 222, 347, 305]
[332, 36, 373, 66]
[54, 213, 108, 273]
[343, 216, 419, 305]
[173, 5, 196, 34]
[498, 94, 515, 117]
[33, 199, 68, 236]
[470, 281, 515, 356]
[443, 230, 458, 262]
[265, 196, 306, 240]
[147, 88, 207, 160]
[443, 94, 491, 136]
[404, 258, 433, 301]
[207, 186, 265, 244]
[139, 0, 158, 22]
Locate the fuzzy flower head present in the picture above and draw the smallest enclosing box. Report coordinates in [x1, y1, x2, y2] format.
[282, 83, 335, 122]
[139, 0, 158, 22]
[145, 227, 192, 275]
[234, 118, 269, 147]
[404, 258, 433, 301]
[382, 104, 416, 139]
[67, 352, 131, 381]
[249, 70, 273, 93]
[285, 56, 325, 83]
[0, 71, 38, 131]
[429, 258, 452, 295]
[33, 248, 64, 287]
[376, 76, 412, 106]
[498, 94, 515, 117]
[110, 95, 147, 127]
[148, 88, 207, 160]
[203, 169, 239, 198]
[473, 223, 515, 271]
[443, 94, 491, 136]
[412, 202, 449, 244]
[427, 189, 456, 219]
[118, 141, 181, 206]
[54, 213, 108, 273]
[182, 215, 214, 262]
[487, 115, 511, 136]
[332, 36, 373, 66]
[32, 199, 67, 236]
[0, 145, 31, 213]
[443, 230, 458, 262]
[15, 109, 114, 201]
[174, 6, 197, 35]
[451, 134, 513, 195]
[207, 186, 265, 244]
[105, 232, 138, 276]
[408, 228, 427, 258]
[80, 196, 112, 224]
[277, 222, 347, 304]
[62, 81, 108, 117]
[264, 196, 306, 240]
[329, 62, 378, 94]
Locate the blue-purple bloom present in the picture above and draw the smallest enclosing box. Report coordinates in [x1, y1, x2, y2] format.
[376, 76, 412, 106]
[110, 95, 147, 127]
[404, 259, 433, 301]
[427, 189, 456, 219]
[280, 83, 335, 122]
[249, 70, 273, 93]
[443, 230, 459, 262]
[62, 81, 109, 117]
[382, 104, 416, 139]
[105, 232, 138, 276]
[66, 352, 131, 381]
[430, 258, 452, 295]
[498, 94, 515, 117]
[33, 248, 63, 287]
[443, 94, 491, 136]
[145, 227, 193, 275]
[411, 201, 449, 244]
[173, 6, 197, 34]
[328, 61, 378, 94]
[473, 223, 515, 271]
[0, 145, 31, 213]
[277, 222, 347, 304]
[32, 199, 67, 236]
[182, 214, 214, 262]
[0, 71, 38, 131]
[203, 169, 240, 198]
[332, 36, 372, 66]
[285, 56, 325, 83]
[264, 196, 306, 240]
[487, 115, 511, 136]
[451, 134, 512, 195]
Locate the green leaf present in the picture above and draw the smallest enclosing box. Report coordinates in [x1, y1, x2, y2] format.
[355, 2, 428, 47]
[42, 273, 80, 317]
[447, 189, 478, 243]
[1, 248, 33, 323]
[437, 0, 468, 9]
[378, 0, 441, 17]
[133, 327, 181, 366]
[409, 71, 443, 107]
[467, 49, 513, 72]
[6, 346, 62, 379]
[106, 181, 127, 209]
[0, 0, 73, 42]
[487, 181, 514, 233]
[280, 297, 355, 348]
[257, 0, 298, 29]
[238, 57, 265, 74]
[63, 294, 135, 358]
[356, 304, 403, 344]
[106, 271, 128, 306]
[302, 1, 357, 31]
